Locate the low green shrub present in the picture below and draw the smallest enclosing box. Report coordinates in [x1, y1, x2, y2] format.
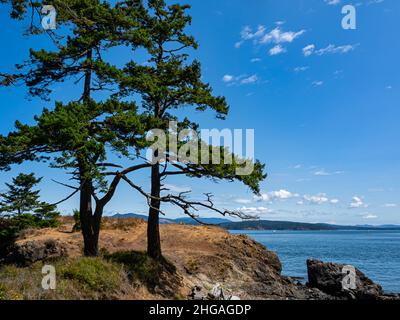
[60, 257, 122, 292]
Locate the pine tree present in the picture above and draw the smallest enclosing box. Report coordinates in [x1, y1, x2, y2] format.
[0, 173, 59, 255]
[0, 172, 59, 221]
[0, 173, 42, 215]
[117, 0, 266, 260]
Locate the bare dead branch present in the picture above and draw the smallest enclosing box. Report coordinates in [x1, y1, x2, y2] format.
[50, 188, 80, 206]
[96, 162, 124, 169]
[51, 179, 79, 190]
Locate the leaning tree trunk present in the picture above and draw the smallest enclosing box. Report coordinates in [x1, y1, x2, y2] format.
[147, 163, 162, 260]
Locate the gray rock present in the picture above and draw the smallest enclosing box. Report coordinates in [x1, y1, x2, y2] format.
[209, 283, 225, 300]
[306, 259, 383, 300]
[188, 284, 241, 300]
[4, 239, 66, 266]
[188, 286, 205, 300]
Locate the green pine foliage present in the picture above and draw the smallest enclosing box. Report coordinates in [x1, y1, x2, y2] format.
[0, 173, 59, 221]
[0, 173, 60, 255]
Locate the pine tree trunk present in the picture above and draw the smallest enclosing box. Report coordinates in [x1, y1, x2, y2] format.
[79, 49, 99, 257]
[79, 178, 100, 257]
[147, 163, 162, 260]
[82, 227, 99, 257]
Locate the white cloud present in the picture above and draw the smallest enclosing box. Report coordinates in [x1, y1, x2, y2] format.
[383, 203, 397, 208]
[303, 193, 329, 205]
[234, 41, 243, 49]
[238, 206, 272, 214]
[222, 74, 259, 86]
[260, 27, 305, 45]
[315, 44, 357, 55]
[236, 25, 305, 53]
[314, 169, 344, 176]
[324, 0, 341, 5]
[163, 184, 191, 193]
[304, 44, 358, 56]
[241, 74, 259, 84]
[240, 25, 266, 41]
[269, 45, 286, 56]
[367, 0, 384, 6]
[255, 189, 298, 202]
[299, 193, 340, 205]
[303, 44, 315, 57]
[250, 58, 261, 63]
[350, 196, 368, 208]
[234, 198, 252, 205]
[314, 169, 329, 176]
[362, 214, 378, 219]
[312, 81, 324, 87]
[294, 66, 309, 72]
[222, 75, 234, 83]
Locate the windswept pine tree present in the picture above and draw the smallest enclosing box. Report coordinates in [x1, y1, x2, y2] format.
[117, 0, 266, 260]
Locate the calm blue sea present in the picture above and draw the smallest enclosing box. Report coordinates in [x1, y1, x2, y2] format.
[230, 230, 400, 293]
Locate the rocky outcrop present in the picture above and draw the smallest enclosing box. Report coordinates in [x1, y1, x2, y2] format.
[3, 239, 67, 266]
[306, 259, 384, 300]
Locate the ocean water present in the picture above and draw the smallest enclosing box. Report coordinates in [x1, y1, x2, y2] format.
[230, 230, 400, 293]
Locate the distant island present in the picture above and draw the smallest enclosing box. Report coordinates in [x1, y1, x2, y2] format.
[111, 213, 400, 231]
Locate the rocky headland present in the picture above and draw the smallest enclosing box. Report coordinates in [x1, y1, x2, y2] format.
[0, 217, 398, 300]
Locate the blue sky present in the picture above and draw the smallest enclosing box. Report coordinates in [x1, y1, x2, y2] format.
[1, 0, 399, 224]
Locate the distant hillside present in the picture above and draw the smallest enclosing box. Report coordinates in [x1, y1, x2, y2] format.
[111, 214, 400, 231]
[111, 213, 231, 225]
[111, 213, 175, 224]
[219, 220, 400, 231]
[173, 217, 232, 225]
[219, 220, 338, 231]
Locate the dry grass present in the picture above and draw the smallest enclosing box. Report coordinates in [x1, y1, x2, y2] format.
[0, 255, 163, 300]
